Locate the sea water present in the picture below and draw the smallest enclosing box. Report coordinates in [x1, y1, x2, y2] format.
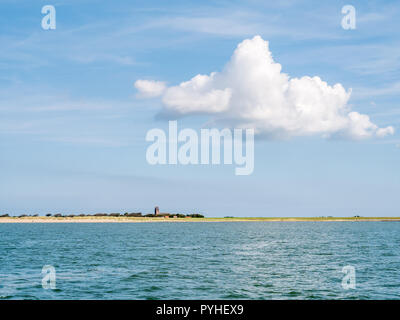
[0, 221, 399, 299]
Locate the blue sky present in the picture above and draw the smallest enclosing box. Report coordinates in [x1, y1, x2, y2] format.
[0, 0, 399, 216]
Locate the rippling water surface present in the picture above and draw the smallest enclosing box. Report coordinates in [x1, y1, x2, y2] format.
[1, 222, 400, 299]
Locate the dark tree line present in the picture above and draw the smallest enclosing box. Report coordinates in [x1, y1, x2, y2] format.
[3, 212, 205, 218]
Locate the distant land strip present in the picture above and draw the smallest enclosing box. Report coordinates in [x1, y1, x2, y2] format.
[1, 216, 400, 223]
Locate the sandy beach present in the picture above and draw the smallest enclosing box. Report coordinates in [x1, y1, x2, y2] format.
[1, 216, 400, 223]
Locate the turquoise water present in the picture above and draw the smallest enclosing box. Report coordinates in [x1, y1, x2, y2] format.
[0, 222, 400, 299]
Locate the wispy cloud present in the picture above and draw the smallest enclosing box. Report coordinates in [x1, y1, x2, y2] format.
[353, 82, 400, 99]
[38, 136, 135, 148]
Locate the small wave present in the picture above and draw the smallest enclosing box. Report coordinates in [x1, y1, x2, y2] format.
[143, 286, 162, 292]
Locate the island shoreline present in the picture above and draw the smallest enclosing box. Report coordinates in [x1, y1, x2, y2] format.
[1, 217, 400, 223]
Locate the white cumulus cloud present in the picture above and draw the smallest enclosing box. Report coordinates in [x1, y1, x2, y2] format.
[134, 80, 166, 98]
[135, 35, 394, 139]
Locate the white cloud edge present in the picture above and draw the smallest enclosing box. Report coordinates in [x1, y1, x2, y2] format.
[134, 80, 166, 98]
